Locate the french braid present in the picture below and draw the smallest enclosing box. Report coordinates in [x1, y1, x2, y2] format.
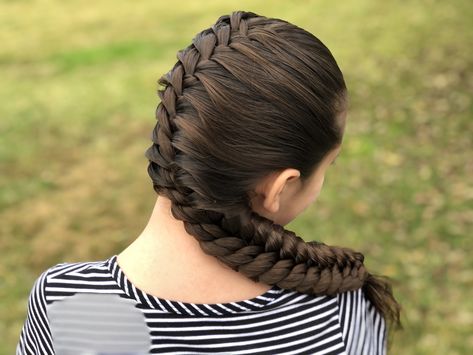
[145, 10, 401, 331]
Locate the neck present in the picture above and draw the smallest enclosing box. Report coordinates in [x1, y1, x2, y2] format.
[117, 195, 268, 291]
[117, 196, 270, 303]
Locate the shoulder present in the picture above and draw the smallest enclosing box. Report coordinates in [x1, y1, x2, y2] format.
[46, 257, 111, 277]
[335, 288, 387, 355]
[21, 260, 73, 304]
[23, 258, 97, 296]
[16, 258, 116, 354]
[16, 264, 63, 354]
[41, 257, 118, 301]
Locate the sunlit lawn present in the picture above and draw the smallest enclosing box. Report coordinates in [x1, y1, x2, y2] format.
[1, 0, 471, 354]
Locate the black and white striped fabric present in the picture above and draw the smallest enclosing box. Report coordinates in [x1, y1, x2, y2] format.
[16, 255, 386, 354]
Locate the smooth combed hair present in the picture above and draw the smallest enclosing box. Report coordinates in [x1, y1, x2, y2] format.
[145, 9, 401, 337]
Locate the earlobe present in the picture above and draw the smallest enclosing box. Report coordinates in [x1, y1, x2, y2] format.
[263, 168, 300, 214]
[263, 194, 280, 213]
[262, 175, 284, 214]
[262, 177, 282, 213]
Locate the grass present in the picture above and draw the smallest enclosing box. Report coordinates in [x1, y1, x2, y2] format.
[1, 0, 472, 353]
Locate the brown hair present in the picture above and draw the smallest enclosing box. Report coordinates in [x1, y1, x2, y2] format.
[145, 9, 401, 337]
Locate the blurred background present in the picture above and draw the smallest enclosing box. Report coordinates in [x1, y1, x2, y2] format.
[1, 0, 472, 353]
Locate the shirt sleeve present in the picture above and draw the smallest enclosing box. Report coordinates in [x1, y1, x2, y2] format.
[16, 267, 55, 355]
[336, 288, 387, 355]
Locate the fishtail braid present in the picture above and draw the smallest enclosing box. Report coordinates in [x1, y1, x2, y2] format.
[145, 10, 401, 332]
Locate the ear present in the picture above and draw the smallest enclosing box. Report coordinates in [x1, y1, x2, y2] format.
[262, 168, 301, 213]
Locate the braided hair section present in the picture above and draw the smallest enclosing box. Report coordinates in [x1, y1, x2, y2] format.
[145, 10, 400, 330]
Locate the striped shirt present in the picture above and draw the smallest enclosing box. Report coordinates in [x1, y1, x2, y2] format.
[16, 255, 386, 354]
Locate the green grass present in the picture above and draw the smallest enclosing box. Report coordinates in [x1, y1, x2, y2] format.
[1, 0, 472, 353]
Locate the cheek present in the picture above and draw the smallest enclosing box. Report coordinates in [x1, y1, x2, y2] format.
[310, 177, 325, 201]
[313, 176, 325, 197]
[279, 176, 326, 226]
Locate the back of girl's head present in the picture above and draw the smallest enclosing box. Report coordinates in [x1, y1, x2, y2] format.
[145, 9, 401, 336]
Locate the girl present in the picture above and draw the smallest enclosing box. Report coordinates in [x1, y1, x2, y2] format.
[17, 10, 401, 355]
